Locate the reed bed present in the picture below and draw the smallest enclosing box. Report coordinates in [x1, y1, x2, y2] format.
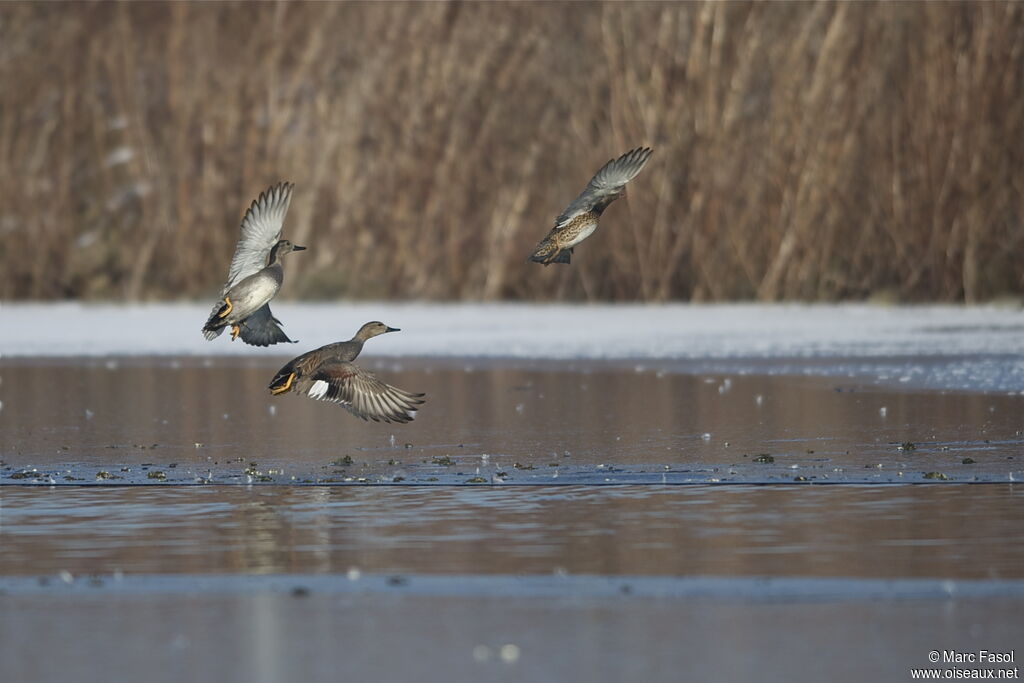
[1, 1, 1021, 302]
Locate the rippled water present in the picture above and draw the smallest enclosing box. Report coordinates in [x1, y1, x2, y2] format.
[3, 358, 1024, 683]
[3, 358, 1022, 484]
[3, 484, 1023, 579]
[3, 358, 1024, 579]
[2, 360, 1024, 683]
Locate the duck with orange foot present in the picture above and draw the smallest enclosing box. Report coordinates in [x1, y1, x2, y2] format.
[202, 182, 306, 346]
[269, 322, 425, 424]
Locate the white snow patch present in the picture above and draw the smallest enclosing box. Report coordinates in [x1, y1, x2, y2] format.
[1, 301, 1023, 390]
[2, 301, 1021, 358]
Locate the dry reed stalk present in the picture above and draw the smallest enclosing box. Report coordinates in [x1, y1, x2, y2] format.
[0, 1, 1021, 303]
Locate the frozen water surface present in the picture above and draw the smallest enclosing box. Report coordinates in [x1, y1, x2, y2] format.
[3, 301, 1023, 359]
[2, 303, 1023, 683]
[3, 301, 1024, 391]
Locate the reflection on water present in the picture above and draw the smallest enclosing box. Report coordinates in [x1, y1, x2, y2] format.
[2, 484, 1022, 579]
[2, 358, 1022, 483]
[3, 358, 1023, 585]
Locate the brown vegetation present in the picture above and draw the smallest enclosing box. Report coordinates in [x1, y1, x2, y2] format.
[1, 2, 1022, 302]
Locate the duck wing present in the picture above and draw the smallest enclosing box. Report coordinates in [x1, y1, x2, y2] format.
[553, 147, 652, 227]
[238, 304, 296, 347]
[298, 360, 425, 424]
[223, 182, 294, 292]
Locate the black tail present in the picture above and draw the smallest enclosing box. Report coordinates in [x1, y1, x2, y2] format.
[202, 315, 225, 334]
[202, 301, 230, 333]
[268, 361, 298, 393]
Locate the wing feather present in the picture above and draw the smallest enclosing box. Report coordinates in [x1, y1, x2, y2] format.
[223, 182, 295, 292]
[555, 147, 652, 226]
[297, 361, 425, 423]
[237, 305, 296, 347]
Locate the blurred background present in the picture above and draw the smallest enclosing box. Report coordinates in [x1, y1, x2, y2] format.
[1, 1, 1022, 303]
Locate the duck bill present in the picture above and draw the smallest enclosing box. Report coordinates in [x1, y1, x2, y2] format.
[385, 326, 400, 333]
[292, 245, 307, 251]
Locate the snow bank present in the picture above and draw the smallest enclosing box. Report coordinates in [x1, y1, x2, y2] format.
[2, 301, 1022, 359]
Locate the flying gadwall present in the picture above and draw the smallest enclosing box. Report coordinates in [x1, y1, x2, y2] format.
[202, 182, 306, 346]
[529, 147, 653, 265]
[268, 321, 426, 424]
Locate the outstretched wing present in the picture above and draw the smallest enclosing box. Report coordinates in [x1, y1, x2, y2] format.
[222, 182, 294, 293]
[554, 147, 652, 226]
[238, 304, 296, 347]
[297, 361, 425, 424]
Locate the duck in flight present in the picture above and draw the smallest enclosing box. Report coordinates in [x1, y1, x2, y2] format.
[268, 321, 426, 424]
[529, 147, 653, 265]
[202, 182, 305, 346]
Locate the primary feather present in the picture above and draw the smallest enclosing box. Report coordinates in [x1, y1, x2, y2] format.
[528, 147, 652, 266]
[237, 304, 295, 347]
[555, 147, 652, 227]
[268, 322, 426, 424]
[300, 361, 423, 423]
[224, 182, 294, 293]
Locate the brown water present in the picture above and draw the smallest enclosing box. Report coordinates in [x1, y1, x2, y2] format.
[3, 484, 1022, 579]
[3, 358, 1023, 579]
[3, 358, 1023, 683]
[3, 358, 1022, 484]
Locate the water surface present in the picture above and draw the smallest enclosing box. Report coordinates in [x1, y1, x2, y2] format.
[3, 357, 1023, 683]
[3, 484, 1022, 579]
[3, 358, 1021, 484]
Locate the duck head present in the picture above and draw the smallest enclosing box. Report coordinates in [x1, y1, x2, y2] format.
[268, 239, 307, 264]
[354, 321, 400, 342]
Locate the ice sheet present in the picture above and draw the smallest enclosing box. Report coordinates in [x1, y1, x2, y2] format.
[2, 301, 1021, 358]
[2, 302, 1023, 391]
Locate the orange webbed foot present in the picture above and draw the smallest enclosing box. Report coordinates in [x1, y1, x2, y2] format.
[218, 296, 234, 319]
[270, 372, 296, 396]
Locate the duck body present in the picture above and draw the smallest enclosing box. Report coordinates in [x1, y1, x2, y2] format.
[529, 211, 600, 265]
[271, 338, 361, 382]
[529, 147, 652, 265]
[269, 322, 425, 424]
[204, 263, 282, 333]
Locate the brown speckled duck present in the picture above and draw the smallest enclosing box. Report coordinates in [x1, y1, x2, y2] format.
[529, 147, 653, 265]
[268, 322, 425, 424]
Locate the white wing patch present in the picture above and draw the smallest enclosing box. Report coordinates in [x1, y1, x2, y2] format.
[308, 380, 329, 400]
